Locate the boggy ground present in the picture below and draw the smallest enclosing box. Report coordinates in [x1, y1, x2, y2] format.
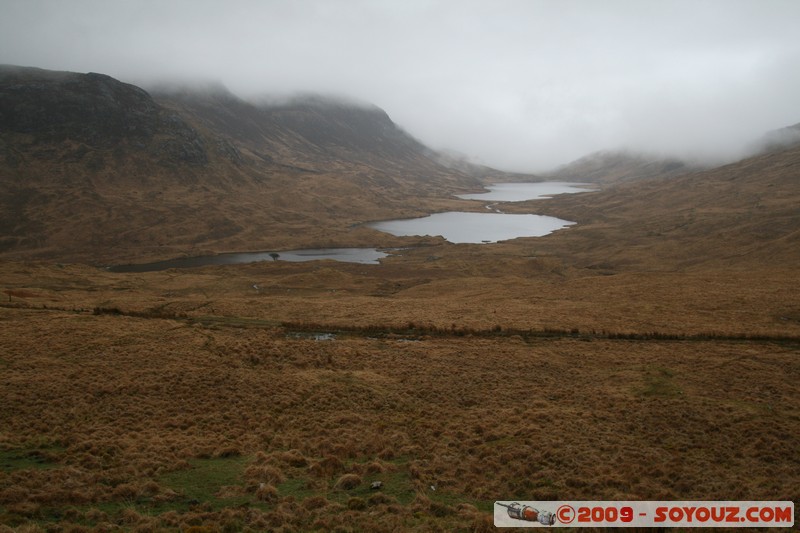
[1, 242, 799, 531]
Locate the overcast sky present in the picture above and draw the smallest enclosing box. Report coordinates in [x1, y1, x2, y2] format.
[2, 0, 799, 171]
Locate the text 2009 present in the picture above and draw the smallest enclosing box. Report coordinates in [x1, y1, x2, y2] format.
[577, 506, 634, 523]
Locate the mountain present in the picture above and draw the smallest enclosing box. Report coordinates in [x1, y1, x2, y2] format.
[151, 85, 432, 172]
[746, 121, 800, 155]
[0, 66, 526, 263]
[544, 150, 701, 184]
[0, 65, 210, 168]
[534, 142, 800, 269]
[153, 86, 533, 182]
[3, 65, 798, 271]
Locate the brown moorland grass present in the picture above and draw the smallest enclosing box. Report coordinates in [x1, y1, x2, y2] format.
[1, 295, 799, 530]
[1, 170, 799, 531]
[1, 145, 799, 530]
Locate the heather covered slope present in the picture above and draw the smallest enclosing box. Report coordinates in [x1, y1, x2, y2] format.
[153, 86, 449, 175]
[1, 65, 800, 531]
[531, 142, 800, 270]
[1, 249, 798, 530]
[0, 66, 504, 264]
[544, 150, 701, 184]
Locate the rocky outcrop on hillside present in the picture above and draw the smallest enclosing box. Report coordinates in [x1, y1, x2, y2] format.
[0, 65, 207, 167]
[0, 66, 494, 262]
[152, 87, 451, 174]
[0, 66, 159, 146]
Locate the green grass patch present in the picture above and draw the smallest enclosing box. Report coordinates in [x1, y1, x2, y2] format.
[65, 456, 256, 525]
[637, 366, 683, 398]
[159, 455, 251, 508]
[275, 476, 320, 501]
[343, 469, 417, 506]
[428, 487, 493, 514]
[276, 461, 418, 506]
[0, 445, 63, 472]
[274, 458, 489, 514]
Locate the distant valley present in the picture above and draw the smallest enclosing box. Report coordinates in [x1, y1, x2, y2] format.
[2, 65, 800, 531]
[0, 65, 526, 264]
[2, 65, 798, 269]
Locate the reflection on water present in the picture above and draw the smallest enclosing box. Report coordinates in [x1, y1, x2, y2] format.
[109, 248, 390, 273]
[110, 182, 595, 271]
[457, 181, 595, 202]
[369, 181, 593, 244]
[368, 212, 574, 244]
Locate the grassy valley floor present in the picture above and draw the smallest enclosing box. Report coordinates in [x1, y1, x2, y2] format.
[2, 65, 799, 532]
[1, 246, 799, 531]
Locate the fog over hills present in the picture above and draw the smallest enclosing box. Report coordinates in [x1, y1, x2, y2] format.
[0, 65, 531, 262]
[2, 6, 800, 528]
[152, 84, 434, 171]
[544, 150, 703, 185]
[748, 121, 800, 155]
[2, 63, 800, 270]
[2, 1, 799, 171]
[535, 142, 800, 270]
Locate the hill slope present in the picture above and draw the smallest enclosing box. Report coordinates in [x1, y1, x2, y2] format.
[534, 143, 800, 269]
[1, 68, 799, 533]
[152, 86, 441, 174]
[747, 121, 800, 155]
[2, 65, 798, 272]
[0, 66, 524, 263]
[544, 149, 701, 184]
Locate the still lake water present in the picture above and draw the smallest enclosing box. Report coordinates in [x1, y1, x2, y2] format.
[368, 181, 592, 244]
[109, 182, 594, 271]
[368, 212, 574, 244]
[109, 248, 390, 272]
[456, 181, 595, 201]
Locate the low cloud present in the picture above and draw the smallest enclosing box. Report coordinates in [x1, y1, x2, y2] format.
[2, 0, 799, 171]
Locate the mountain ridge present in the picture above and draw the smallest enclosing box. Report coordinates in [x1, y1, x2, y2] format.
[544, 149, 703, 184]
[0, 65, 530, 263]
[2, 65, 799, 269]
[747, 121, 800, 155]
[152, 85, 431, 172]
[533, 142, 800, 269]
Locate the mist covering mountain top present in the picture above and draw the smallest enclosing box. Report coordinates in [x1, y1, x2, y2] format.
[0, 65, 533, 262]
[2, 1, 799, 171]
[0, 64, 161, 147]
[749, 122, 800, 154]
[1, 6, 800, 531]
[1, 64, 799, 266]
[545, 150, 704, 184]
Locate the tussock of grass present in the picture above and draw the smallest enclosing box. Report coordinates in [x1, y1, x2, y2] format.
[333, 473, 362, 490]
[254, 483, 278, 503]
[1, 255, 799, 529]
